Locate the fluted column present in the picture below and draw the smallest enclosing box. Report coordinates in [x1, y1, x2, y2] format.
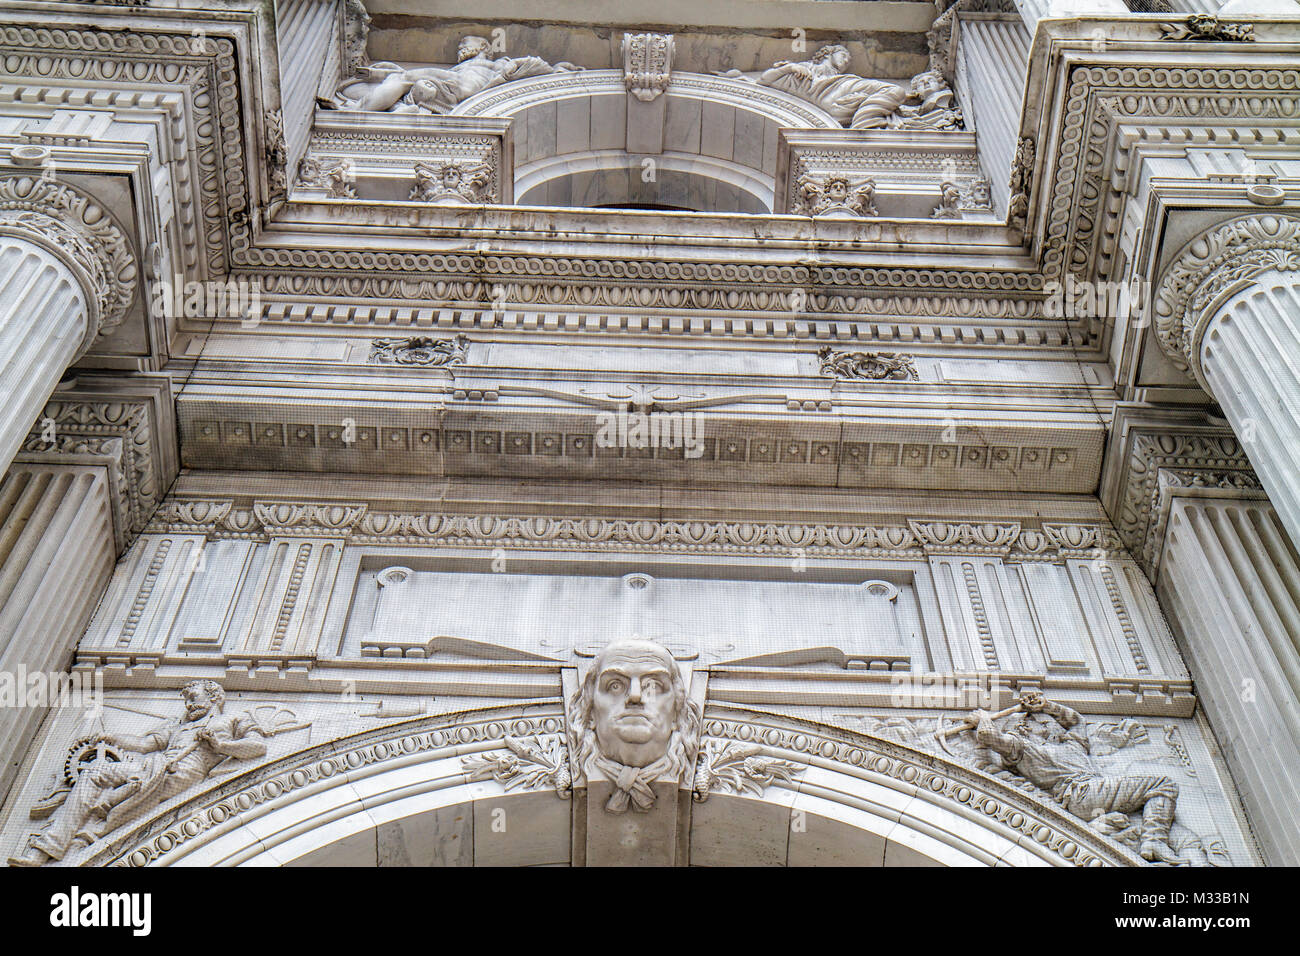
[0, 175, 137, 475]
[1154, 215, 1300, 550]
[1156, 497, 1300, 865]
[0, 237, 89, 470]
[0, 463, 116, 803]
[1199, 271, 1300, 543]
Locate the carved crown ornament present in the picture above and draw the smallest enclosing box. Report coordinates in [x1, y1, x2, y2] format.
[1152, 214, 1300, 389]
[0, 176, 138, 344]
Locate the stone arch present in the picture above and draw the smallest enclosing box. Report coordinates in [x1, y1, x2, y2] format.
[96, 703, 1142, 867]
[453, 71, 841, 213]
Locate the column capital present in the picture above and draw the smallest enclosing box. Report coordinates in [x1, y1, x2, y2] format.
[1152, 213, 1300, 391]
[0, 175, 138, 351]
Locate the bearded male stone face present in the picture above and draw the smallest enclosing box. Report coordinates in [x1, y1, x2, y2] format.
[589, 640, 680, 768]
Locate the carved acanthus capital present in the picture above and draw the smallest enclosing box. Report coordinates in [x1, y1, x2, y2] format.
[622, 32, 673, 101]
[1152, 214, 1300, 389]
[0, 176, 137, 345]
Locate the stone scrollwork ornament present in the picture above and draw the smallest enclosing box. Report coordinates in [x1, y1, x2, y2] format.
[0, 176, 138, 343]
[1152, 214, 1300, 382]
[931, 181, 962, 220]
[409, 161, 493, 205]
[568, 638, 701, 813]
[298, 157, 358, 199]
[819, 347, 919, 381]
[341, 0, 371, 75]
[1160, 15, 1254, 42]
[623, 32, 673, 102]
[368, 333, 468, 367]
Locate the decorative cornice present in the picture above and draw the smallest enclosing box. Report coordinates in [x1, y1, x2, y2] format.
[1152, 215, 1300, 389]
[0, 176, 137, 344]
[145, 500, 1125, 566]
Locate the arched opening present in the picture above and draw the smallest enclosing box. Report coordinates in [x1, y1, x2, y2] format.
[454, 72, 840, 214]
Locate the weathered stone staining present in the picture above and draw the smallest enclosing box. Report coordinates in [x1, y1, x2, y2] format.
[0, 0, 1291, 870]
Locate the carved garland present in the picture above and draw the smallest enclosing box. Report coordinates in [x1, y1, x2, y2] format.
[1152, 215, 1300, 387]
[0, 176, 138, 339]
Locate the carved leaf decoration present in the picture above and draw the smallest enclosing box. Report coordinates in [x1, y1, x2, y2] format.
[462, 735, 572, 797]
[693, 741, 803, 801]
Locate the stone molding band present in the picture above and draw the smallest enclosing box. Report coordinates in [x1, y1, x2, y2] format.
[1153, 214, 1300, 393]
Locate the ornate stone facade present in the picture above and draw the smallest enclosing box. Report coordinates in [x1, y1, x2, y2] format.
[0, 0, 1293, 872]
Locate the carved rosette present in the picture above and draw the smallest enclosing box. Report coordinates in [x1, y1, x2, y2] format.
[0, 176, 137, 345]
[1152, 214, 1300, 389]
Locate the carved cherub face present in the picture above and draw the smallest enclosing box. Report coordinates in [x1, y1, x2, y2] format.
[826, 177, 849, 201]
[458, 36, 490, 61]
[590, 640, 680, 767]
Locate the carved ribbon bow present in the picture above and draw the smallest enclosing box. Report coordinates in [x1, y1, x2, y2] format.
[592, 754, 670, 813]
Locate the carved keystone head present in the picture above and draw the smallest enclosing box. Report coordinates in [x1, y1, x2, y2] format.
[571, 638, 698, 773]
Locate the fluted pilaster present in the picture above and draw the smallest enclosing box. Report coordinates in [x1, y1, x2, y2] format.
[955, 16, 1030, 218]
[1157, 498, 1300, 865]
[0, 463, 115, 803]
